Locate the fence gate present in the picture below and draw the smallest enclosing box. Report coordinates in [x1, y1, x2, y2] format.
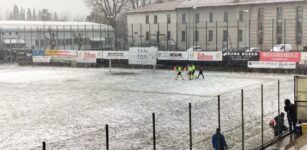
[294, 76, 307, 122]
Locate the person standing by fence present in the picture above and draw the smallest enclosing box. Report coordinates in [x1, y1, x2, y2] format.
[212, 128, 228, 150]
[273, 112, 288, 136]
[284, 99, 296, 132]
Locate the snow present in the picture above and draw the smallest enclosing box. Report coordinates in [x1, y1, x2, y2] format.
[0, 65, 294, 150]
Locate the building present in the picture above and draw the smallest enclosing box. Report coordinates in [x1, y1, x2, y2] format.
[127, 0, 307, 51]
[0, 21, 114, 50]
[127, 0, 184, 50]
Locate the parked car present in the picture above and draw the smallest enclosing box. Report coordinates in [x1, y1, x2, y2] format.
[270, 44, 293, 52]
[245, 47, 260, 52]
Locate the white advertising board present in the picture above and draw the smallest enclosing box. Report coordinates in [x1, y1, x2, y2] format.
[189, 51, 223, 61]
[77, 51, 98, 63]
[32, 56, 50, 63]
[103, 51, 129, 60]
[248, 61, 296, 69]
[158, 51, 189, 60]
[129, 47, 158, 65]
[300, 52, 307, 65]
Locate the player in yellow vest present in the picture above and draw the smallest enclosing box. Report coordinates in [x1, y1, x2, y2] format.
[175, 66, 184, 80]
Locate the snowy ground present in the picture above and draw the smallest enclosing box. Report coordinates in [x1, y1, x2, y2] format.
[0, 65, 294, 150]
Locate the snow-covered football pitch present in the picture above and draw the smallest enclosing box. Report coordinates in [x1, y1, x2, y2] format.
[0, 65, 294, 150]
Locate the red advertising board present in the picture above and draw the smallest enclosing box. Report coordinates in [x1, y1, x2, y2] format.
[260, 52, 301, 62]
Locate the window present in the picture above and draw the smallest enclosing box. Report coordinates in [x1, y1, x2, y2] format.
[224, 12, 228, 22]
[195, 13, 199, 23]
[182, 14, 186, 24]
[238, 30, 243, 42]
[146, 15, 149, 24]
[209, 12, 213, 23]
[258, 8, 264, 44]
[167, 14, 171, 24]
[276, 7, 283, 44]
[195, 30, 199, 42]
[167, 31, 171, 40]
[181, 31, 186, 42]
[296, 7, 303, 44]
[154, 15, 158, 24]
[209, 30, 213, 41]
[146, 31, 150, 41]
[223, 30, 228, 42]
[239, 10, 244, 22]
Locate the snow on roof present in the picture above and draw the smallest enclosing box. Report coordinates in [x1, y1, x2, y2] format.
[128, 0, 306, 13]
[177, 0, 307, 9]
[128, 0, 184, 13]
[0, 21, 113, 31]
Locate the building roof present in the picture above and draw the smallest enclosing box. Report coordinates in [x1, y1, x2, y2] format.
[177, 0, 306, 9]
[128, 0, 184, 13]
[0, 21, 113, 31]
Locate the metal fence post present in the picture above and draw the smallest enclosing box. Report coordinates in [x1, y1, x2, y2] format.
[261, 84, 264, 148]
[284, 19, 286, 52]
[241, 89, 245, 150]
[216, 21, 218, 51]
[106, 124, 109, 150]
[272, 19, 274, 51]
[152, 113, 156, 150]
[189, 103, 192, 150]
[42, 141, 46, 150]
[218, 95, 221, 150]
[278, 80, 280, 137]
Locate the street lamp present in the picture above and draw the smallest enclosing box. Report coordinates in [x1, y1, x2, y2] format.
[243, 9, 249, 48]
[42, 9, 48, 49]
[192, 6, 197, 51]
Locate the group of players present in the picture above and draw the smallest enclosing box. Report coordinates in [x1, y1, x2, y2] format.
[175, 64, 204, 80]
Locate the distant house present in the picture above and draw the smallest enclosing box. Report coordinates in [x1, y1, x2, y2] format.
[127, 0, 307, 51]
[0, 21, 114, 50]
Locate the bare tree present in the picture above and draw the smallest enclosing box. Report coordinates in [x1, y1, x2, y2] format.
[130, 0, 154, 9]
[73, 33, 85, 50]
[44, 27, 57, 50]
[86, 0, 127, 28]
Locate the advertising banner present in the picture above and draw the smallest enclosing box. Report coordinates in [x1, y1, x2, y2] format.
[189, 51, 223, 61]
[248, 61, 296, 69]
[103, 51, 129, 60]
[32, 56, 50, 63]
[223, 52, 259, 61]
[32, 50, 45, 56]
[77, 51, 98, 63]
[129, 47, 158, 65]
[157, 51, 189, 60]
[260, 52, 301, 62]
[299, 52, 307, 65]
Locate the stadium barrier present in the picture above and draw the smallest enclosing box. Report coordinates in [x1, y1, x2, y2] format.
[35, 79, 294, 150]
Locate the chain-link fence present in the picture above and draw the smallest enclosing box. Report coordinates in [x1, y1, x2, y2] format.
[29, 78, 293, 150]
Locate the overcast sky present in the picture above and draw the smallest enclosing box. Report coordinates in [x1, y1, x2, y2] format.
[0, 0, 90, 20]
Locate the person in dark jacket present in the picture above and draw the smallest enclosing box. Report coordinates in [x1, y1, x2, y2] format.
[212, 128, 228, 150]
[273, 112, 288, 136]
[284, 99, 296, 132]
[197, 66, 204, 79]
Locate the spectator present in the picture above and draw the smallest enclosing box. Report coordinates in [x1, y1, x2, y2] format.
[212, 128, 228, 150]
[284, 99, 296, 132]
[273, 112, 288, 136]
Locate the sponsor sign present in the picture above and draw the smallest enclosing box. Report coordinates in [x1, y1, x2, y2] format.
[32, 50, 45, 56]
[45, 50, 77, 63]
[32, 56, 51, 63]
[103, 51, 129, 60]
[129, 47, 158, 65]
[158, 51, 189, 60]
[260, 52, 301, 62]
[223, 52, 259, 61]
[248, 61, 296, 69]
[189, 51, 223, 61]
[299, 52, 307, 65]
[77, 51, 98, 63]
